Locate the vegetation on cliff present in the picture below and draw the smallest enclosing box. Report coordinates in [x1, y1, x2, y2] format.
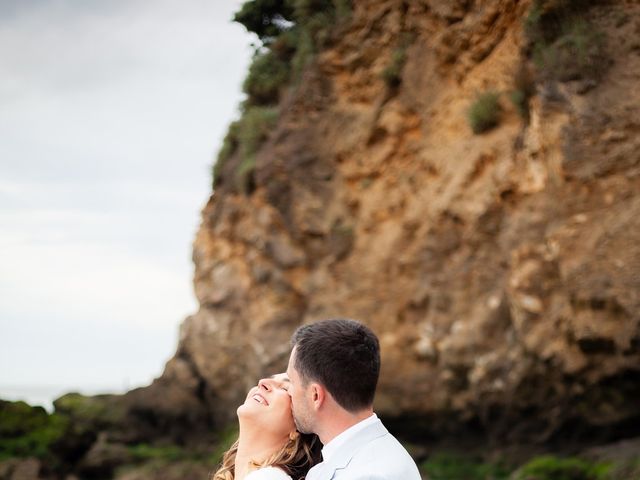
[523, 0, 608, 83]
[512, 455, 612, 480]
[0, 396, 232, 479]
[212, 0, 352, 193]
[4, 398, 639, 480]
[467, 91, 502, 134]
[466, 0, 608, 135]
[0, 400, 67, 465]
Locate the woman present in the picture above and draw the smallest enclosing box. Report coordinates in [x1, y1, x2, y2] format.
[212, 373, 321, 480]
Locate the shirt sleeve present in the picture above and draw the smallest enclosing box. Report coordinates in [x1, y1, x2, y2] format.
[244, 466, 292, 480]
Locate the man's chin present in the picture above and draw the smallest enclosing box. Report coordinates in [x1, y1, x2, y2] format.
[293, 418, 312, 434]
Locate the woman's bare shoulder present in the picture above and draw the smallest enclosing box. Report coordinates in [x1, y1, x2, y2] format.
[244, 466, 292, 480]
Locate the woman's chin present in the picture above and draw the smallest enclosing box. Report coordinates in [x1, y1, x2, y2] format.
[236, 401, 256, 418]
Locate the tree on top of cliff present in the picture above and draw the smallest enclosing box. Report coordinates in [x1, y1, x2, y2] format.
[234, 0, 295, 44]
[234, 0, 344, 44]
[214, 0, 350, 193]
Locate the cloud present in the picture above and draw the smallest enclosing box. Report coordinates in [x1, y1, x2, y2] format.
[0, 0, 253, 182]
[0, 0, 253, 391]
[0, 230, 195, 328]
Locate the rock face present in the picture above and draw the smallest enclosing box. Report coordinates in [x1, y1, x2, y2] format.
[151, 0, 640, 445]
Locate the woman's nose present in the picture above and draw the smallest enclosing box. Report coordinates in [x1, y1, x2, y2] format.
[258, 378, 272, 391]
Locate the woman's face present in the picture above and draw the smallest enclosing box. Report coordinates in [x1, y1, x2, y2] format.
[237, 373, 296, 437]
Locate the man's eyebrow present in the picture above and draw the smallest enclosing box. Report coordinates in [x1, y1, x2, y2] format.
[269, 375, 290, 383]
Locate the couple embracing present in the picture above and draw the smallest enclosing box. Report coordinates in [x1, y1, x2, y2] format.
[212, 319, 421, 480]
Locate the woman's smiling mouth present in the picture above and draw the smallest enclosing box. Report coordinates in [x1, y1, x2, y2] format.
[252, 393, 269, 406]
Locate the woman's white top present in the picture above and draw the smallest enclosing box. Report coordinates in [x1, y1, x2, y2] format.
[244, 466, 292, 480]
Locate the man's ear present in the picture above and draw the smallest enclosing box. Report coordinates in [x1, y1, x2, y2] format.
[309, 383, 325, 411]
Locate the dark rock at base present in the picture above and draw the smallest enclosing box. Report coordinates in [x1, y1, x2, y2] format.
[116, 356, 215, 446]
[75, 433, 132, 478]
[0, 458, 44, 480]
[582, 437, 640, 480]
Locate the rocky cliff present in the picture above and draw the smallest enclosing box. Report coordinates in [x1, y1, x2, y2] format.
[141, 0, 640, 447]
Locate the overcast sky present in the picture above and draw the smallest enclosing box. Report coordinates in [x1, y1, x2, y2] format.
[0, 0, 254, 407]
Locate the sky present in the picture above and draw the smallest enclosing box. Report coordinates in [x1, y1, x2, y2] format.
[0, 0, 254, 408]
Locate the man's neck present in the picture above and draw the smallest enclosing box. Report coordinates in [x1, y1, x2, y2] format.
[317, 408, 374, 446]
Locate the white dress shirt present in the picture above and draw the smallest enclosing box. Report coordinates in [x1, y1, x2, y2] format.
[306, 414, 421, 480]
[320, 413, 379, 463]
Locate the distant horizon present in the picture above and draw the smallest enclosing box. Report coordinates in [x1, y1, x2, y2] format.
[0, 382, 142, 412]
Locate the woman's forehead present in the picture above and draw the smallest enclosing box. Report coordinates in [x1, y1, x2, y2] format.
[271, 372, 290, 384]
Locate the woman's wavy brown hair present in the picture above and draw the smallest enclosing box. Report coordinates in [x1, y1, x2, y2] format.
[211, 432, 321, 480]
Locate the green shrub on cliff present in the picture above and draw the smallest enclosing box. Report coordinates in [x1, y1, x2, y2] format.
[290, 28, 315, 80]
[0, 400, 68, 461]
[212, 0, 352, 193]
[235, 0, 349, 51]
[512, 455, 612, 480]
[53, 392, 125, 428]
[524, 0, 591, 46]
[532, 19, 606, 82]
[236, 106, 278, 192]
[381, 33, 414, 89]
[468, 91, 502, 134]
[523, 0, 607, 83]
[421, 453, 510, 480]
[382, 47, 407, 88]
[243, 50, 291, 106]
[333, 0, 351, 20]
[238, 0, 349, 106]
[213, 106, 278, 194]
[127, 443, 185, 462]
[213, 120, 241, 188]
[509, 62, 535, 121]
[233, 0, 295, 44]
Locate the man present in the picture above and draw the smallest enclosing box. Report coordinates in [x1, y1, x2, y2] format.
[286, 318, 421, 480]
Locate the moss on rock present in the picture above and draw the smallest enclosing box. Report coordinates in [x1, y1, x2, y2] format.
[0, 400, 68, 462]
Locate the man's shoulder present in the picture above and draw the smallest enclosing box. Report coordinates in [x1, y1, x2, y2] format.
[317, 417, 421, 480]
[352, 430, 415, 464]
[346, 427, 420, 478]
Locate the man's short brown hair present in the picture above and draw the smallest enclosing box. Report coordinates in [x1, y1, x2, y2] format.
[291, 318, 380, 412]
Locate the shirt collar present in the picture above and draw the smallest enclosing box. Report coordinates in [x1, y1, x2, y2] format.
[321, 413, 378, 463]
